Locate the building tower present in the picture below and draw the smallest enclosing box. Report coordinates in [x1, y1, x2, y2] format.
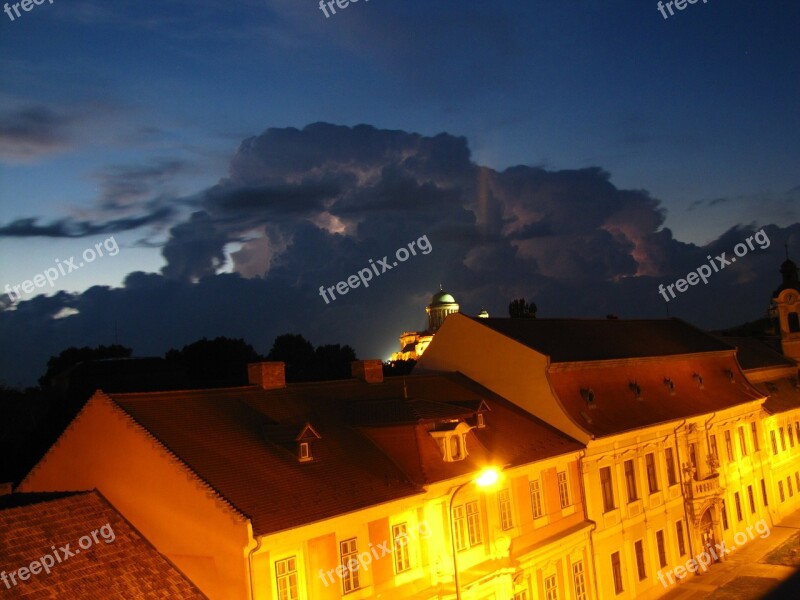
[426, 286, 460, 332]
[770, 251, 800, 360]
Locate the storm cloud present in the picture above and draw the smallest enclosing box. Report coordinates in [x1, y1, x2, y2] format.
[1, 123, 797, 386]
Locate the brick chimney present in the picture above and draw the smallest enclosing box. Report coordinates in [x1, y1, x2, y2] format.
[351, 360, 384, 384]
[248, 362, 286, 389]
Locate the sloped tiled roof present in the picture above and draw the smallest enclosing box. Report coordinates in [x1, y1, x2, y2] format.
[548, 355, 765, 437]
[722, 336, 798, 371]
[359, 374, 584, 485]
[474, 317, 733, 362]
[756, 377, 800, 414]
[107, 373, 582, 536]
[0, 490, 207, 599]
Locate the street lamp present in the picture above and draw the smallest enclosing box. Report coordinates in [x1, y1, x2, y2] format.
[448, 467, 503, 600]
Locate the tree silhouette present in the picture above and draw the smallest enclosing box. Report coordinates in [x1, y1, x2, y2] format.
[509, 297, 537, 318]
[267, 334, 359, 382]
[165, 337, 262, 387]
[39, 344, 132, 389]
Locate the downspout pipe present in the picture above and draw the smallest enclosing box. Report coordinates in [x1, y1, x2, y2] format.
[673, 419, 697, 557]
[578, 449, 600, 600]
[247, 530, 262, 600]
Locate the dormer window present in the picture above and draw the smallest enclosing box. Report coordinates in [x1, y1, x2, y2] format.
[476, 413, 486, 428]
[299, 442, 311, 462]
[430, 421, 472, 462]
[296, 422, 321, 463]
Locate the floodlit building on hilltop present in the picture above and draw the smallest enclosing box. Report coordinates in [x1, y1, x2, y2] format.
[391, 287, 461, 362]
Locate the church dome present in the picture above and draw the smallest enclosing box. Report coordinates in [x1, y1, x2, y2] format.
[431, 290, 456, 305]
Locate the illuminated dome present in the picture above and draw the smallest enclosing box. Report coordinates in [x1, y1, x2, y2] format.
[426, 286, 459, 332]
[431, 290, 456, 305]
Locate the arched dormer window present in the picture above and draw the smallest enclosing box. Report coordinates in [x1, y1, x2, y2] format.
[430, 421, 472, 462]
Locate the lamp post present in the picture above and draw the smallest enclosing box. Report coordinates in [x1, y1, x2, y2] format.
[448, 468, 501, 600]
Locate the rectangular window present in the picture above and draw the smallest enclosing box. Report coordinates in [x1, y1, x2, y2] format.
[452, 506, 467, 550]
[466, 501, 482, 546]
[499, 489, 514, 530]
[725, 430, 734, 461]
[530, 479, 544, 519]
[275, 557, 298, 600]
[624, 459, 638, 502]
[558, 471, 571, 508]
[738, 426, 748, 456]
[721, 499, 729, 529]
[771, 430, 779, 455]
[656, 530, 667, 568]
[789, 424, 795, 447]
[710, 434, 719, 461]
[635, 539, 647, 580]
[340, 538, 360, 593]
[611, 551, 624, 594]
[600, 466, 615, 512]
[646, 453, 659, 493]
[779, 481, 785, 502]
[665, 447, 678, 486]
[392, 523, 411, 573]
[572, 560, 587, 600]
[796, 472, 800, 493]
[780, 427, 787, 451]
[796, 422, 800, 442]
[734, 491, 743, 521]
[788, 476, 794, 497]
[545, 575, 558, 600]
[689, 443, 698, 478]
[761, 478, 769, 506]
[748, 485, 756, 514]
[676, 520, 686, 556]
[512, 593, 528, 600]
[751, 422, 760, 452]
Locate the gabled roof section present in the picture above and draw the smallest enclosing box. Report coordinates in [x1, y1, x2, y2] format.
[548, 354, 765, 437]
[296, 422, 321, 441]
[109, 384, 422, 536]
[757, 377, 800, 415]
[722, 336, 798, 371]
[105, 372, 582, 535]
[473, 317, 734, 362]
[0, 490, 207, 599]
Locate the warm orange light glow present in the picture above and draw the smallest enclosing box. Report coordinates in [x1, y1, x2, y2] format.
[474, 468, 501, 487]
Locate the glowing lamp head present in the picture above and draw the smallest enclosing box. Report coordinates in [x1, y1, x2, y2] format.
[474, 468, 501, 488]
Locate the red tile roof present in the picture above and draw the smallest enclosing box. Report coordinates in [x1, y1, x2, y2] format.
[359, 373, 584, 485]
[756, 377, 800, 414]
[548, 355, 765, 437]
[106, 373, 582, 536]
[0, 490, 207, 599]
[722, 336, 798, 371]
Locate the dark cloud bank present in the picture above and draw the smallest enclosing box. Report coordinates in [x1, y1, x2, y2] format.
[1, 123, 798, 386]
